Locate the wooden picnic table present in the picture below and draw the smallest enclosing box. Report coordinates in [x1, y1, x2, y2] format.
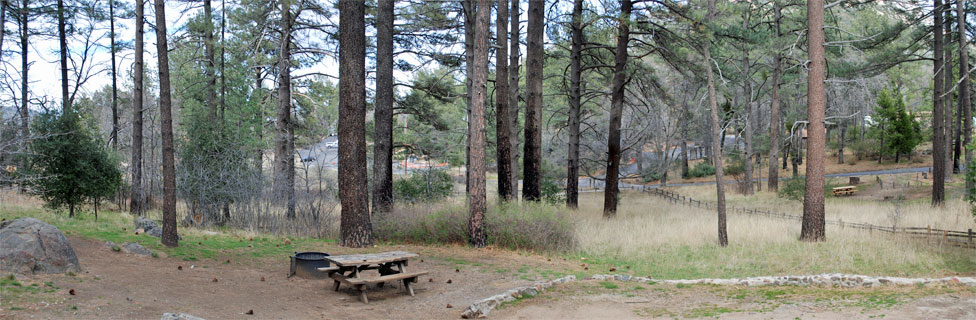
[832, 186, 857, 196]
[318, 251, 428, 303]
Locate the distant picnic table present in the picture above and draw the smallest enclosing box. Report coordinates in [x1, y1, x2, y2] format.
[832, 186, 857, 196]
[318, 251, 428, 303]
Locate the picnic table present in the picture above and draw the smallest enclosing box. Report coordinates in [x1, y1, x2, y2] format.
[832, 186, 857, 196]
[318, 251, 428, 303]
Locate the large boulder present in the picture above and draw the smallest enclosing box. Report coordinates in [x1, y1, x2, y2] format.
[136, 216, 159, 233]
[0, 218, 81, 274]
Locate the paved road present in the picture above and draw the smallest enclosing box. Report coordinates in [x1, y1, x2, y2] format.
[576, 166, 932, 191]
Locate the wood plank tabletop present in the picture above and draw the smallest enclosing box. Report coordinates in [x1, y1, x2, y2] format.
[325, 251, 419, 266]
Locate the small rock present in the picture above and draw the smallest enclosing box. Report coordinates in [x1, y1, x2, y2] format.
[447, 279, 452, 284]
[446, 304, 453, 308]
[244, 310, 254, 315]
[69, 289, 76, 295]
[212, 278, 218, 283]
[121, 242, 153, 256]
[160, 313, 206, 320]
[260, 276, 265, 282]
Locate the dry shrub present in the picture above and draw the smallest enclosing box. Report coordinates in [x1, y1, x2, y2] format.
[373, 201, 576, 252]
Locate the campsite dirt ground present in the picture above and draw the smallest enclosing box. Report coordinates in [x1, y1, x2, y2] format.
[0, 236, 571, 319]
[493, 280, 976, 320]
[4, 236, 975, 319]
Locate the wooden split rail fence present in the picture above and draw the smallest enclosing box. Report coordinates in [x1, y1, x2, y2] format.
[645, 188, 976, 249]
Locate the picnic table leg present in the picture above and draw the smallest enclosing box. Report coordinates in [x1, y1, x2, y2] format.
[357, 284, 368, 303]
[333, 279, 341, 292]
[403, 279, 414, 296]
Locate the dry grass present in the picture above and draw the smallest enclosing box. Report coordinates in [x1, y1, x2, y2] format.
[671, 177, 976, 231]
[568, 191, 976, 279]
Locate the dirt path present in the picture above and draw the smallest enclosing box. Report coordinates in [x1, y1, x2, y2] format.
[492, 281, 976, 319]
[1, 237, 564, 319]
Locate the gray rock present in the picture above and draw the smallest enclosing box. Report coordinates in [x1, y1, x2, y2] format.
[160, 313, 206, 320]
[104, 241, 117, 248]
[146, 227, 162, 238]
[0, 218, 81, 274]
[121, 242, 153, 256]
[136, 217, 159, 232]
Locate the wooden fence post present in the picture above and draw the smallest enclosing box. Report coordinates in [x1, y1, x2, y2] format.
[969, 229, 973, 243]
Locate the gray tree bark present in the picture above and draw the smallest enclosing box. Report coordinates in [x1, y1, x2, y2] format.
[958, 0, 972, 193]
[131, 0, 145, 215]
[372, 0, 394, 215]
[154, 0, 179, 247]
[496, 0, 515, 202]
[704, 0, 727, 246]
[523, 0, 544, 201]
[768, 2, 782, 192]
[566, 0, 583, 208]
[508, 0, 520, 200]
[338, 0, 372, 248]
[603, 0, 630, 216]
[932, 0, 946, 206]
[274, 0, 296, 218]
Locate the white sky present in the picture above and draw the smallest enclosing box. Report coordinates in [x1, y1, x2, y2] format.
[7, 0, 533, 107]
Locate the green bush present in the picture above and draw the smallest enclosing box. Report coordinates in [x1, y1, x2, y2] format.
[640, 166, 663, 183]
[26, 107, 122, 217]
[777, 176, 841, 201]
[393, 169, 454, 203]
[685, 162, 715, 178]
[373, 202, 576, 252]
[778, 177, 807, 201]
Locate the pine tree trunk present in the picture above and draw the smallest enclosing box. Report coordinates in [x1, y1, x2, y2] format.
[496, 0, 515, 202]
[338, 0, 372, 248]
[801, 0, 826, 242]
[740, 17, 753, 195]
[468, 0, 490, 248]
[603, 0, 630, 216]
[523, 0, 544, 202]
[131, 0, 145, 215]
[945, 15, 955, 175]
[704, 0, 727, 246]
[58, 0, 68, 111]
[372, 0, 394, 215]
[275, 0, 296, 218]
[958, 0, 973, 194]
[837, 122, 846, 164]
[19, 0, 28, 141]
[768, 3, 781, 192]
[254, 68, 263, 169]
[566, 0, 583, 208]
[154, 0, 179, 248]
[0, 0, 6, 53]
[932, 0, 947, 206]
[204, 0, 217, 122]
[508, 0, 520, 200]
[110, 0, 119, 150]
[463, 0, 475, 194]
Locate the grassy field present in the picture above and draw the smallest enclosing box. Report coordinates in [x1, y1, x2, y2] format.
[2, 184, 974, 282]
[0, 192, 334, 264]
[566, 191, 976, 279]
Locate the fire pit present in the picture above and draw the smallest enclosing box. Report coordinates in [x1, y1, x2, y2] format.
[288, 251, 331, 279]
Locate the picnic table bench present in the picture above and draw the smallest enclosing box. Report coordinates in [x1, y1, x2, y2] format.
[832, 186, 856, 196]
[317, 251, 427, 303]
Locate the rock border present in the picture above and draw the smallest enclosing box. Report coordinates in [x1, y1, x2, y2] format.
[460, 275, 576, 318]
[590, 273, 976, 288]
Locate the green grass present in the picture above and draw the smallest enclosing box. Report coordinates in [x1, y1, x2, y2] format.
[0, 205, 335, 264]
[685, 305, 736, 318]
[599, 281, 619, 289]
